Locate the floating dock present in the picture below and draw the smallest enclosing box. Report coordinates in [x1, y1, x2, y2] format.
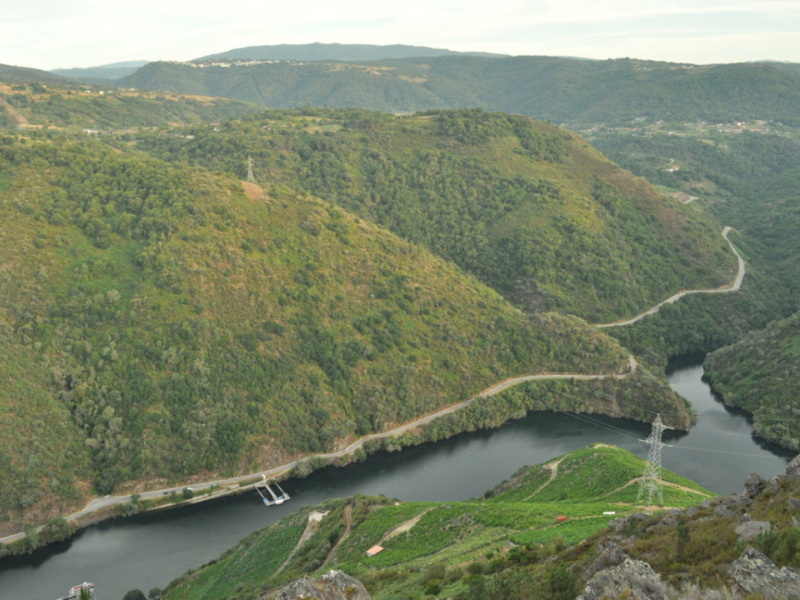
[255, 476, 290, 506]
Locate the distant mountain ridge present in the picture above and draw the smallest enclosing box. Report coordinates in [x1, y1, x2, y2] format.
[52, 60, 150, 81]
[0, 63, 68, 84]
[118, 56, 800, 126]
[194, 42, 507, 62]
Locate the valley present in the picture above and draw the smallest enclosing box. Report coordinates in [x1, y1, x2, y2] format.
[0, 358, 792, 600]
[2, 42, 800, 600]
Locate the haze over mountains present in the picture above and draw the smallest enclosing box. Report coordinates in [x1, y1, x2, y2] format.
[52, 60, 151, 83]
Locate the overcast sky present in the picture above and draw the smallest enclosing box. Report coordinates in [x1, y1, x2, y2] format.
[2, 0, 799, 70]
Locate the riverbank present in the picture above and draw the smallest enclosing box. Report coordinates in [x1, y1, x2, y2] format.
[1, 354, 669, 555]
[2, 355, 792, 600]
[0, 227, 745, 555]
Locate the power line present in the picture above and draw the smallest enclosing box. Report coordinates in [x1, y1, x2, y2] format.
[668, 445, 792, 460]
[564, 412, 642, 440]
[638, 415, 666, 506]
[560, 411, 795, 462]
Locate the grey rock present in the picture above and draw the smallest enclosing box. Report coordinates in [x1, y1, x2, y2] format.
[745, 472, 767, 498]
[686, 506, 700, 518]
[578, 558, 672, 600]
[734, 520, 771, 542]
[700, 499, 714, 509]
[729, 546, 800, 600]
[767, 476, 783, 496]
[713, 504, 733, 518]
[661, 516, 679, 527]
[789, 497, 800, 511]
[271, 570, 371, 600]
[786, 454, 800, 482]
[610, 512, 648, 533]
[723, 493, 753, 510]
[582, 541, 629, 580]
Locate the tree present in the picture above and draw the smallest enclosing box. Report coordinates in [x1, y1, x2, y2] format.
[123, 590, 147, 600]
[545, 565, 579, 600]
[23, 522, 39, 553]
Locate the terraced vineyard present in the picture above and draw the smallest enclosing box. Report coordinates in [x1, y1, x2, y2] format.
[160, 445, 713, 600]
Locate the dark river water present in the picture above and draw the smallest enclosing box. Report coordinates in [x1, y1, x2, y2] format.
[1, 354, 794, 600]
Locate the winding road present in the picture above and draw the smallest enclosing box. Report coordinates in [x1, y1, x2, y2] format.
[0, 228, 745, 546]
[595, 227, 744, 328]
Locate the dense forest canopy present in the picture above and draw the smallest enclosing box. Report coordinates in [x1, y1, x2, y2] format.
[117, 57, 800, 126]
[1, 130, 693, 533]
[704, 311, 800, 450]
[129, 108, 737, 322]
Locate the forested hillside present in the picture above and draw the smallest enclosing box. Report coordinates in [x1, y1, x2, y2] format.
[704, 311, 800, 449]
[118, 57, 800, 125]
[130, 108, 737, 322]
[0, 82, 260, 130]
[593, 128, 800, 299]
[1, 131, 691, 532]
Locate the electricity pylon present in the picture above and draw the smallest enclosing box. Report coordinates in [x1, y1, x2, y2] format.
[637, 414, 666, 506]
[247, 155, 255, 183]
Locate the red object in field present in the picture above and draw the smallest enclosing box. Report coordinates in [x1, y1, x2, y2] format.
[556, 516, 569, 522]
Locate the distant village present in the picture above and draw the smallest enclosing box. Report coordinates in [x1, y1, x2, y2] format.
[171, 59, 306, 68]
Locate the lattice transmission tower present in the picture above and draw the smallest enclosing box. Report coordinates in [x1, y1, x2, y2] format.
[637, 414, 666, 506]
[247, 155, 255, 183]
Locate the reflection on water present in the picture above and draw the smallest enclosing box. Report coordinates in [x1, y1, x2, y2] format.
[0, 355, 793, 600]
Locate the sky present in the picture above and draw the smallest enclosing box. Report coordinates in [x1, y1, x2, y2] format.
[2, 0, 799, 70]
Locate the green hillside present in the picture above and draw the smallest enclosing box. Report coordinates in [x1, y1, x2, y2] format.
[159, 445, 713, 600]
[129, 108, 737, 322]
[1, 131, 691, 533]
[118, 57, 800, 126]
[704, 311, 800, 449]
[584, 123, 799, 365]
[0, 64, 69, 85]
[593, 127, 800, 299]
[0, 83, 260, 130]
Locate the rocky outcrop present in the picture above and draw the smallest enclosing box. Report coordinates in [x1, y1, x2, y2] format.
[744, 473, 766, 498]
[786, 454, 800, 483]
[729, 546, 800, 600]
[578, 558, 671, 600]
[582, 541, 629, 580]
[733, 518, 771, 542]
[269, 570, 371, 600]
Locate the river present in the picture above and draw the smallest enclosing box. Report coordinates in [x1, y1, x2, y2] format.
[0, 354, 793, 600]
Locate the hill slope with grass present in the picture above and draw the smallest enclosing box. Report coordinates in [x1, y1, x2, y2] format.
[158, 445, 714, 600]
[0, 64, 69, 85]
[129, 108, 737, 322]
[0, 82, 260, 131]
[0, 131, 695, 535]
